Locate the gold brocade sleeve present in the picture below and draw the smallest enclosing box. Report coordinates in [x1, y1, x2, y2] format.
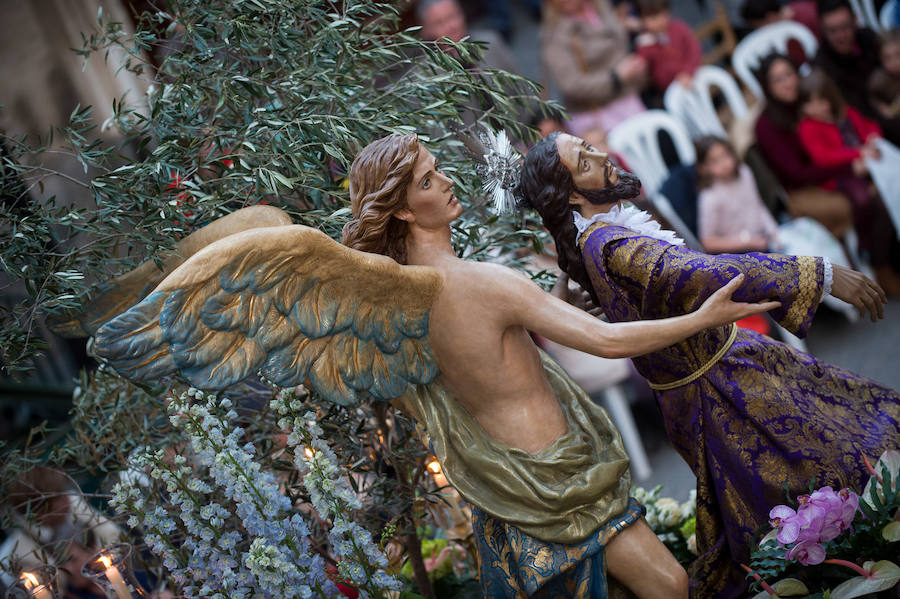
[592, 229, 824, 337]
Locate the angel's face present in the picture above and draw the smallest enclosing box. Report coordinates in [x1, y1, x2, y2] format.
[397, 144, 461, 228]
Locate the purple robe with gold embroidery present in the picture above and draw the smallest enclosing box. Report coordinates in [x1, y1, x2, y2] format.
[579, 220, 900, 598]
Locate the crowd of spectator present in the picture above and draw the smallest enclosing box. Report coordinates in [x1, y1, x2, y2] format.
[415, 0, 900, 295]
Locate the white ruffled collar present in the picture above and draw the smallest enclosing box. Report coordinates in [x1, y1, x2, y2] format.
[573, 203, 684, 246]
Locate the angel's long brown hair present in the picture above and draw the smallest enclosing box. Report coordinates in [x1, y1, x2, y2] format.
[342, 133, 420, 264]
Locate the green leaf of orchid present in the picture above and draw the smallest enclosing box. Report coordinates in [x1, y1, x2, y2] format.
[862, 450, 900, 510]
[750, 578, 810, 599]
[758, 528, 779, 548]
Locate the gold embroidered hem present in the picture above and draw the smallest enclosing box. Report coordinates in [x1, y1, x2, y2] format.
[473, 498, 646, 597]
[648, 323, 738, 391]
[781, 255, 820, 332]
[399, 351, 631, 545]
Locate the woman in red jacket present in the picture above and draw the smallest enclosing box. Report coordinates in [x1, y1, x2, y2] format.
[798, 69, 900, 293]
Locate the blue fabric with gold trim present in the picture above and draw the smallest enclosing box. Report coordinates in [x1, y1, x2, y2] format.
[473, 497, 644, 598]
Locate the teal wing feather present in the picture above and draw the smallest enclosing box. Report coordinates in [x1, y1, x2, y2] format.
[93, 225, 442, 405]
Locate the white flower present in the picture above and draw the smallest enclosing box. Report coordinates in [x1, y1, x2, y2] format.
[680, 489, 697, 519]
[655, 497, 683, 528]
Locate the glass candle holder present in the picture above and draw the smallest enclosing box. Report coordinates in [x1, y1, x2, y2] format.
[5, 565, 59, 599]
[82, 543, 148, 599]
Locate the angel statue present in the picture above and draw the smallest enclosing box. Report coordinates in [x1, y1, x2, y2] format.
[88, 133, 778, 598]
[519, 131, 900, 598]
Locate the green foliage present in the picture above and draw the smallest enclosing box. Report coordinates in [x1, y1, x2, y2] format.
[1, 0, 554, 376]
[400, 533, 480, 599]
[1, 4, 559, 595]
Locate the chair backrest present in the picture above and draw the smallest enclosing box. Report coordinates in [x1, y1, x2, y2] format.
[693, 0, 738, 65]
[651, 193, 703, 249]
[607, 110, 696, 197]
[731, 21, 818, 98]
[664, 65, 749, 139]
[881, 0, 898, 31]
[851, 0, 882, 31]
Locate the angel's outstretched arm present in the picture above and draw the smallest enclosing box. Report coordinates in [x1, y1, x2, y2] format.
[493, 265, 779, 359]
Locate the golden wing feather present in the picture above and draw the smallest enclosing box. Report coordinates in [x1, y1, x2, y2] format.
[94, 225, 442, 405]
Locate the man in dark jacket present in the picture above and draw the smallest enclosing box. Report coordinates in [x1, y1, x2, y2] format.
[813, 0, 880, 118]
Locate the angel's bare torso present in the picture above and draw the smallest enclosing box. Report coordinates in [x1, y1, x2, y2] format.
[418, 254, 570, 455]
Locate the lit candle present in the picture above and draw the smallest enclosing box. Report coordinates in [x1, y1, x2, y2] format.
[427, 459, 448, 488]
[20, 571, 53, 599]
[98, 555, 132, 599]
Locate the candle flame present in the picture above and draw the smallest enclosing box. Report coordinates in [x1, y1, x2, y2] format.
[99, 554, 114, 569]
[427, 460, 441, 474]
[20, 572, 39, 588]
[304, 447, 314, 459]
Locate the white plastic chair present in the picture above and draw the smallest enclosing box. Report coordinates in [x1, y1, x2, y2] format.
[851, 0, 882, 30]
[608, 110, 696, 197]
[664, 65, 750, 139]
[607, 111, 702, 248]
[541, 338, 652, 481]
[881, 0, 898, 30]
[731, 21, 818, 98]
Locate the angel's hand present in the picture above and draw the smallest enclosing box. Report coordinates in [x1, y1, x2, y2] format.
[572, 289, 603, 317]
[697, 274, 781, 327]
[550, 273, 570, 301]
[551, 273, 603, 317]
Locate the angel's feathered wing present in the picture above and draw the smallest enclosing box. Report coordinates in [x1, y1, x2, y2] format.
[93, 225, 443, 405]
[48, 205, 294, 338]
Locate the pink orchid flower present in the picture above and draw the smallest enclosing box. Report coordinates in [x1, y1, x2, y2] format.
[767, 486, 860, 564]
[838, 488, 859, 527]
[770, 505, 802, 545]
[786, 539, 826, 565]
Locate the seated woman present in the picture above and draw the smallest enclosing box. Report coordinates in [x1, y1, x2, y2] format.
[754, 53, 854, 240]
